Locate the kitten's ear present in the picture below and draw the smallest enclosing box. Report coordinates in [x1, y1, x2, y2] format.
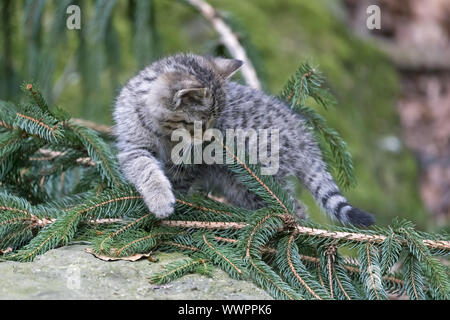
[213, 57, 243, 80]
[173, 87, 209, 108]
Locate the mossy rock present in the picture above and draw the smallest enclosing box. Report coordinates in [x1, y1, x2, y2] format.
[0, 245, 271, 300]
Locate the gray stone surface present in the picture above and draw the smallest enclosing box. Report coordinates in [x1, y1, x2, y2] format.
[0, 244, 271, 300]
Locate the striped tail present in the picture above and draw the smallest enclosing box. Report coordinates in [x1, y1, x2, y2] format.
[304, 167, 375, 227]
[319, 189, 375, 226]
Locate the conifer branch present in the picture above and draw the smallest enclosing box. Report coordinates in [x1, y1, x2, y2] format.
[160, 220, 245, 230]
[247, 256, 301, 300]
[71, 118, 112, 135]
[1, 72, 448, 300]
[362, 241, 384, 300]
[199, 233, 243, 278]
[149, 257, 212, 284]
[99, 213, 155, 252]
[16, 112, 58, 134]
[162, 241, 201, 253]
[325, 245, 336, 299]
[160, 220, 450, 251]
[285, 232, 324, 299]
[334, 266, 352, 300]
[280, 63, 355, 189]
[113, 231, 179, 257]
[62, 122, 124, 188]
[175, 199, 234, 217]
[218, 140, 292, 214]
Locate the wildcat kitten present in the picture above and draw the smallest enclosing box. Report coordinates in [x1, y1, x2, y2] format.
[113, 53, 375, 226]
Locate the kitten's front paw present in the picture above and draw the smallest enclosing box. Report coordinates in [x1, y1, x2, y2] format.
[139, 171, 176, 218]
[143, 186, 176, 218]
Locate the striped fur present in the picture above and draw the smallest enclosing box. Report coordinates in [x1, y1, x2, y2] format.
[113, 53, 375, 226]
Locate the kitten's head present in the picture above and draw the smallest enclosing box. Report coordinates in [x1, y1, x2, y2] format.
[145, 54, 242, 135]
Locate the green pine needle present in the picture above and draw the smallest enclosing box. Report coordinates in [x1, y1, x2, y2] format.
[149, 256, 213, 284]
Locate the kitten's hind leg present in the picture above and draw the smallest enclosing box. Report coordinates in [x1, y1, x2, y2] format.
[168, 165, 204, 194]
[199, 166, 308, 220]
[280, 177, 308, 220]
[199, 165, 266, 210]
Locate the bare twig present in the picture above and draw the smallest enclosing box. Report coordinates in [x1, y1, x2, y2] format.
[70, 118, 112, 135]
[159, 220, 450, 251]
[30, 148, 96, 166]
[161, 220, 245, 230]
[184, 0, 261, 89]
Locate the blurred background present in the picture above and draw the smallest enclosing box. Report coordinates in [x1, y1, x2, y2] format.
[0, 0, 449, 231]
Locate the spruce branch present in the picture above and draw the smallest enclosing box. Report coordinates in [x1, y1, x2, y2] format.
[159, 220, 450, 251]
[70, 118, 113, 136]
[218, 140, 293, 214]
[358, 241, 388, 300]
[62, 122, 124, 188]
[403, 254, 426, 300]
[21, 83, 50, 113]
[161, 240, 202, 253]
[14, 105, 62, 143]
[0, 101, 18, 130]
[1, 75, 448, 300]
[275, 232, 329, 300]
[97, 213, 156, 253]
[280, 63, 356, 189]
[195, 232, 245, 279]
[149, 256, 213, 284]
[112, 229, 180, 258]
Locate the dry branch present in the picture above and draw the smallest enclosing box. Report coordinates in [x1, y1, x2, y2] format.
[33, 216, 450, 251]
[30, 148, 96, 166]
[159, 220, 450, 251]
[185, 0, 261, 89]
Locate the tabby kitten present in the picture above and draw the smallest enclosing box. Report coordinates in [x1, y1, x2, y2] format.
[113, 53, 374, 226]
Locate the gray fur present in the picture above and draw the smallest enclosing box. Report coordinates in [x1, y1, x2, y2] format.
[113, 53, 374, 226]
